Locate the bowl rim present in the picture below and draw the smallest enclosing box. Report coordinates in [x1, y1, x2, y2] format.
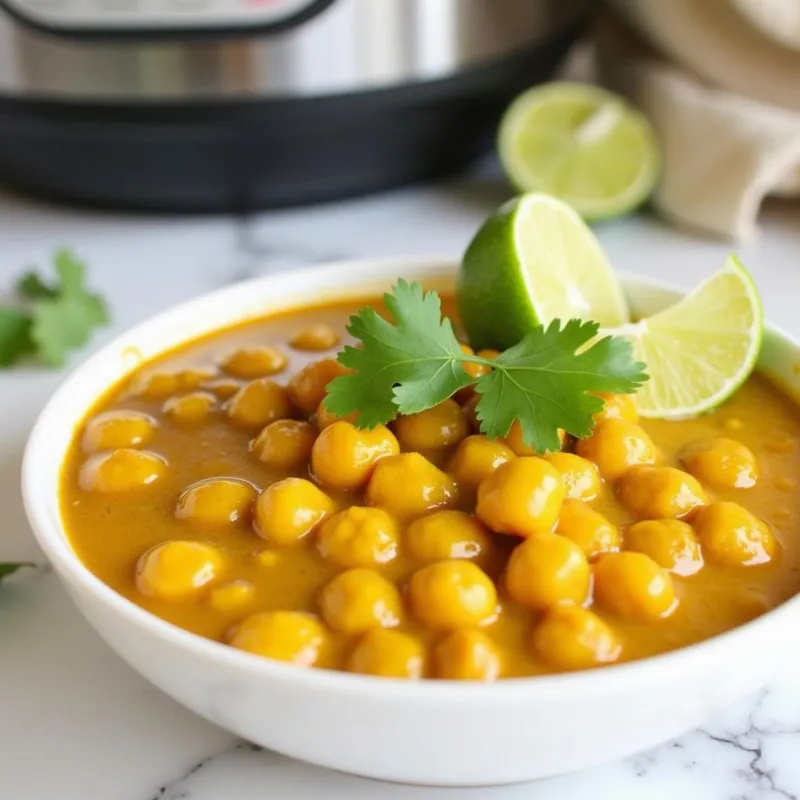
[21, 255, 800, 701]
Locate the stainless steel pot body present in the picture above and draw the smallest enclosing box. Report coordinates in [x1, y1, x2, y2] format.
[0, 0, 587, 100]
[0, 0, 588, 209]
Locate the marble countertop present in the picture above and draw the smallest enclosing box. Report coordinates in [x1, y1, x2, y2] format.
[3, 166, 800, 800]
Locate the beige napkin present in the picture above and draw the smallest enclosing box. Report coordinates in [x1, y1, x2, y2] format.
[596, 4, 800, 242]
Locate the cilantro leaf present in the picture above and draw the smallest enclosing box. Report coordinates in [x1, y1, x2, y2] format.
[324, 281, 648, 452]
[325, 280, 473, 427]
[474, 319, 648, 453]
[1, 249, 109, 369]
[0, 308, 34, 367]
[17, 271, 58, 299]
[29, 250, 109, 367]
[0, 562, 35, 581]
[54, 249, 94, 296]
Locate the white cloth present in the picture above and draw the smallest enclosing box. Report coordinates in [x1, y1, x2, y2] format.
[597, 3, 800, 241]
[730, 0, 800, 53]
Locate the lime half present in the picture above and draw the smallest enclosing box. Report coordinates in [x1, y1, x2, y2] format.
[458, 193, 629, 350]
[498, 82, 661, 220]
[607, 256, 763, 419]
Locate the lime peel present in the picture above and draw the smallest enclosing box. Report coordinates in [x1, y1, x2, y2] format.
[458, 193, 629, 351]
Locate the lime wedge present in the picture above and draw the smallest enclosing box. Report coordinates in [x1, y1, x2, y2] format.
[607, 256, 763, 419]
[498, 82, 661, 220]
[458, 193, 630, 350]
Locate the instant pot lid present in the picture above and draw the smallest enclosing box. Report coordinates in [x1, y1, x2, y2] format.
[0, 0, 337, 42]
[0, 0, 587, 99]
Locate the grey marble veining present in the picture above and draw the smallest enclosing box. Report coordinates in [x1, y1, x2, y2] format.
[145, 743, 262, 800]
[1, 174, 800, 800]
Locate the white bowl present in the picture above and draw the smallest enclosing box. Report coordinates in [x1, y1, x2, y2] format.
[21, 258, 800, 786]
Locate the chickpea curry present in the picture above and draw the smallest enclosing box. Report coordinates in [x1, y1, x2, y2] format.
[60, 294, 800, 680]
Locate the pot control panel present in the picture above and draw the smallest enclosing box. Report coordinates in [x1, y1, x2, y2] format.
[1, 0, 329, 33]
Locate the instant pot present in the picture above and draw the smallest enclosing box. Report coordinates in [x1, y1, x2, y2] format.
[0, 0, 588, 210]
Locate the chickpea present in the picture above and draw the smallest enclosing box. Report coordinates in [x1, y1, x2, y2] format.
[393, 399, 469, 451]
[311, 421, 399, 490]
[575, 419, 658, 481]
[504, 420, 565, 456]
[209, 580, 256, 612]
[315, 400, 358, 430]
[618, 466, 708, 519]
[253, 478, 336, 545]
[163, 391, 217, 424]
[251, 420, 317, 468]
[317, 507, 399, 567]
[226, 379, 294, 429]
[175, 477, 258, 525]
[131, 371, 180, 399]
[459, 343, 493, 380]
[681, 437, 759, 490]
[180, 368, 219, 390]
[545, 452, 601, 501]
[201, 378, 242, 400]
[319, 568, 402, 635]
[625, 519, 703, 576]
[131, 367, 217, 400]
[462, 394, 481, 433]
[408, 560, 497, 630]
[532, 606, 622, 671]
[80, 449, 167, 493]
[556, 499, 620, 559]
[692, 502, 776, 567]
[476, 457, 565, 537]
[288, 358, 349, 415]
[365, 453, 457, 521]
[593, 552, 676, 620]
[448, 435, 515, 491]
[82, 409, 158, 453]
[450, 346, 477, 402]
[348, 629, 426, 679]
[228, 611, 327, 666]
[136, 540, 224, 601]
[406, 510, 494, 565]
[434, 629, 501, 681]
[290, 324, 341, 352]
[219, 346, 288, 379]
[505, 534, 590, 609]
[592, 392, 639, 424]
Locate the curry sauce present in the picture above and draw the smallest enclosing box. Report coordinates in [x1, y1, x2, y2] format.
[59, 296, 800, 679]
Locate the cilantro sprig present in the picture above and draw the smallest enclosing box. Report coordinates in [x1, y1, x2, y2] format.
[0, 249, 109, 368]
[0, 563, 35, 582]
[324, 280, 648, 453]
